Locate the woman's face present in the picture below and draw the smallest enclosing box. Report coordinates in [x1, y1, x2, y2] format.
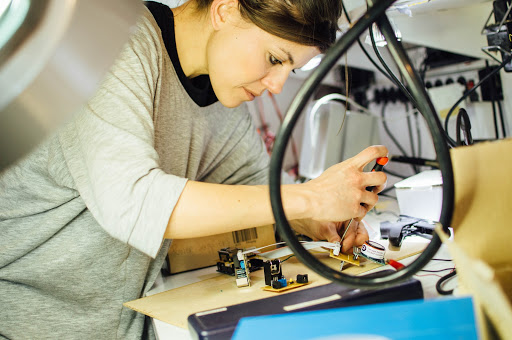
[206, 11, 321, 108]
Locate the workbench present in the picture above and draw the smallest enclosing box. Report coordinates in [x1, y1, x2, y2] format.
[134, 204, 458, 340]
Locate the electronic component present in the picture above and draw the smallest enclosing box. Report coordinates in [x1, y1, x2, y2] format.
[329, 249, 361, 271]
[262, 259, 310, 292]
[233, 250, 250, 287]
[380, 216, 437, 250]
[330, 240, 387, 270]
[216, 247, 264, 277]
[354, 240, 386, 266]
[296, 274, 308, 284]
[263, 259, 284, 286]
[482, 0, 512, 72]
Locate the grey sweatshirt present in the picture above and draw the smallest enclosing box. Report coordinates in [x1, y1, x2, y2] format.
[0, 6, 269, 339]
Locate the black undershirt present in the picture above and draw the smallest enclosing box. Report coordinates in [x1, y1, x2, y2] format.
[144, 1, 218, 107]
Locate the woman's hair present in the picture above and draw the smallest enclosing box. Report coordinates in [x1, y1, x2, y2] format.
[195, 0, 342, 52]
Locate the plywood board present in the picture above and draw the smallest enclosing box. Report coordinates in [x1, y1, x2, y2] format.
[125, 239, 428, 329]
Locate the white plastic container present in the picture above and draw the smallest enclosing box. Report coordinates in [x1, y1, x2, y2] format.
[394, 170, 443, 222]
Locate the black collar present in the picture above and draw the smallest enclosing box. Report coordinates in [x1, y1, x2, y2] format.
[144, 1, 218, 107]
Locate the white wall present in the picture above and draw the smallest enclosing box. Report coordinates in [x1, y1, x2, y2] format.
[247, 47, 512, 192]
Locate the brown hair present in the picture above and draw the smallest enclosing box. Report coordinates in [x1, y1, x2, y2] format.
[195, 0, 342, 52]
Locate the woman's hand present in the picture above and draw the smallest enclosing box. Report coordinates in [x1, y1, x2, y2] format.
[300, 145, 388, 223]
[290, 219, 369, 254]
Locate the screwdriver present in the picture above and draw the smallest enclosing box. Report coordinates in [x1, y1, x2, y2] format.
[339, 157, 389, 244]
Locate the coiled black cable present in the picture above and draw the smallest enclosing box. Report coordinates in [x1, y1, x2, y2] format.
[269, 0, 454, 288]
[444, 55, 512, 146]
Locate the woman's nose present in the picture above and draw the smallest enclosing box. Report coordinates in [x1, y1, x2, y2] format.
[261, 68, 290, 95]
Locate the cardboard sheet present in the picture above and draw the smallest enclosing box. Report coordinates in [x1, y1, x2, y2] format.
[124, 239, 428, 329]
[446, 138, 512, 340]
[168, 225, 276, 274]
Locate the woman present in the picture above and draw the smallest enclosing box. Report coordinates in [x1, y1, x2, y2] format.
[0, 0, 387, 338]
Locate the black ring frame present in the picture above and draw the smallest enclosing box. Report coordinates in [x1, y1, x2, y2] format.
[269, 0, 454, 288]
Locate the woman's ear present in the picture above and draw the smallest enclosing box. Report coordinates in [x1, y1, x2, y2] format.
[210, 0, 239, 31]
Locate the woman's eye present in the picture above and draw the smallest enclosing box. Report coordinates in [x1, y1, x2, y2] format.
[269, 54, 283, 65]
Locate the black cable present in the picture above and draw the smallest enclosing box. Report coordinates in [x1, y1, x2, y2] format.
[341, 1, 396, 84]
[368, 20, 419, 108]
[379, 192, 397, 199]
[381, 11, 455, 275]
[405, 104, 419, 173]
[497, 100, 507, 137]
[487, 61, 500, 139]
[343, 0, 420, 115]
[491, 90, 499, 139]
[444, 55, 512, 144]
[420, 267, 455, 273]
[414, 111, 422, 157]
[406, 105, 416, 158]
[390, 155, 439, 168]
[436, 269, 457, 295]
[378, 10, 455, 198]
[378, 185, 396, 196]
[381, 103, 417, 173]
[269, 0, 454, 288]
[383, 167, 407, 179]
[455, 108, 473, 146]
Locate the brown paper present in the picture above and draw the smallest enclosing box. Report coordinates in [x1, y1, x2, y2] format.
[168, 225, 276, 273]
[446, 138, 512, 339]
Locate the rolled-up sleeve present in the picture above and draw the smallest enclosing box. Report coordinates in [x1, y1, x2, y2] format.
[58, 15, 186, 258]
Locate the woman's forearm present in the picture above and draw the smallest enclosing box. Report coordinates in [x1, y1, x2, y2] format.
[164, 181, 311, 239]
[165, 145, 388, 240]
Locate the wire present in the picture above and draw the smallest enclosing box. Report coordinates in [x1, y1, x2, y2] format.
[281, 255, 295, 262]
[371, 207, 399, 217]
[415, 273, 445, 278]
[414, 111, 422, 157]
[269, 0, 454, 288]
[405, 104, 419, 173]
[339, 54, 351, 135]
[444, 55, 512, 144]
[381, 103, 417, 173]
[497, 100, 507, 137]
[420, 267, 455, 273]
[383, 167, 407, 179]
[376, 14, 454, 242]
[406, 107, 416, 158]
[341, 1, 396, 84]
[368, 21, 418, 108]
[311, 93, 373, 116]
[487, 61, 500, 139]
[431, 258, 453, 261]
[390, 155, 439, 168]
[436, 269, 457, 295]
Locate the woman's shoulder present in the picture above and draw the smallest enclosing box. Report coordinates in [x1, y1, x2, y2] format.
[129, 7, 166, 57]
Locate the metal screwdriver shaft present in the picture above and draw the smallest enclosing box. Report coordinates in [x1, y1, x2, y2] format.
[339, 157, 389, 248]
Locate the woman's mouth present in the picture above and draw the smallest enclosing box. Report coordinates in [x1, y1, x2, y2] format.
[243, 88, 256, 101]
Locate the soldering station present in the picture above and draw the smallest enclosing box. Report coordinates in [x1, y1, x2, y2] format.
[1, 0, 512, 339]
